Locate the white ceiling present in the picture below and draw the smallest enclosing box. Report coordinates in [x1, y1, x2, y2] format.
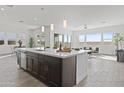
[0, 5, 124, 31]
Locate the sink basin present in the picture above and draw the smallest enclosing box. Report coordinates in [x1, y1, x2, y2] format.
[35, 49, 45, 51]
[34, 47, 45, 51]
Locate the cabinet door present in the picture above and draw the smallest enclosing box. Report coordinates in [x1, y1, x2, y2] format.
[16, 52, 21, 67]
[32, 57, 39, 76]
[45, 56, 62, 86]
[26, 56, 32, 73]
[39, 55, 48, 82]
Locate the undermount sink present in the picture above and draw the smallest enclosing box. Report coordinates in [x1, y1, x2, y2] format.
[34, 48, 45, 51]
[35, 49, 45, 51]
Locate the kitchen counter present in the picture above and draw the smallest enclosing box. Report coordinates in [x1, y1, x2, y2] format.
[16, 48, 89, 87]
[16, 48, 90, 59]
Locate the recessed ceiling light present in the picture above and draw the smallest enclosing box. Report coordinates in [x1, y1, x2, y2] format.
[50, 24, 54, 31]
[63, 19, 67, 29]
[41, 26, 45, 32]
[34, 17, 38, 21]
[17, 20, 24, 23]
[101, 21, 107, 24]
[41, 8, 44, 11]
[0, 8, 5, 11]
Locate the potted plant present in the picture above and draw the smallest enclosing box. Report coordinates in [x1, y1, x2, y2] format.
[29, 37, 34, 48]
[113, 33, 124, 61]
[112, 33, 124, 50]
[18, 40, 22, 47]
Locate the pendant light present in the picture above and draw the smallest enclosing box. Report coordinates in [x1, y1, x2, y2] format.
[63, 19, 67, 29]
[41, 26, 44, 32]
[50, 24, 54, 31]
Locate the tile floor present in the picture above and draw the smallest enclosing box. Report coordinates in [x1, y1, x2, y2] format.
[0, 54, 124, 87]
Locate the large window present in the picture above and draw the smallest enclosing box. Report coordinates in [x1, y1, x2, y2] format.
[64, 35, 68, 43]
[103, 32, 113, 42]
[59, 35, 63, 42]
[6, 32, 17, 45]
[79, 35, 85, 42]
[0, 32, 5, 45]
[86, 33, 101, 42]
[64, 35, 71, 43]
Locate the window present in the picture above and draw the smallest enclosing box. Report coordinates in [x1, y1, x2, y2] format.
[64, 35, 68, 43]
[103, 32, 113, 42]
[79, 35, 85, 42]
[86, 33, 101, 42]
[0, 32, 5, 45]
[7, 32, 17, 45]
[64, 35, 71, 43]
[0, 40, 4, 45]
[59, 35, 62, 42]
[0, 32, 5, 40]
[8, 41, 16, 45]
[7, 32, 17, 40]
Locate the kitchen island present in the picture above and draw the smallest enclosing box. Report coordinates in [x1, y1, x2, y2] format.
[16, 48, 89, 87]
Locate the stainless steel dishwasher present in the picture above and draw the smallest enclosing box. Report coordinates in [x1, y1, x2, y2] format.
[20, 51, 26, 70]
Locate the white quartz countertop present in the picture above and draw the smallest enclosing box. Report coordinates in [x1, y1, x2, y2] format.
[17, 48, 90, 59]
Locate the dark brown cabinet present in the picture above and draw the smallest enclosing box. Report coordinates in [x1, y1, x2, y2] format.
[17, 51, 76, 87]
[39, 55, 48, 82]
[26, 52, 39, 77]
[26, 52, 62, 86]
[38, 55, 62, 86]
[26, 56, 32, 72]
[32, 58, 39, 76]
[46, 56, 62, 86]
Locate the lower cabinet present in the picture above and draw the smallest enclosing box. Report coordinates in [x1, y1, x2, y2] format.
[26, 52, 62, 86]
[26, 56, 32, 72]
[26, 53, 39, 77]
[32, 58, 39, 76]
[17, 51, 76, 87]
[46, 56, 62, 86]
[39, 55, 48, 82]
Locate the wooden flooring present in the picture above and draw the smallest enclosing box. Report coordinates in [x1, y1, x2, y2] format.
[0, 54, 124, 87]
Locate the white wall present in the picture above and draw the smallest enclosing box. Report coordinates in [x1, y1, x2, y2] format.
[0, 22, 30, 55]
[72, 24, 124, 55]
